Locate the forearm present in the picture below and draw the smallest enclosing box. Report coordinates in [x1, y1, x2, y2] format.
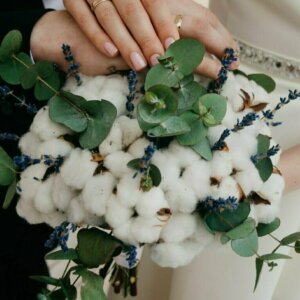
[278, 144, 300, 194]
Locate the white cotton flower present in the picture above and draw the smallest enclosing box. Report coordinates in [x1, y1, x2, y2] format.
[116, 116, 143, 147]
[33, 176, 56, 214]
[168, 140, 200, 169]
[30, 106, 71, 141]
[254, 204, 279, 224]
[113, 219, 137, 246]
[116, 172, 143, 208]
[210, 150, 233, 178]
[258, 174, 285, 205]
[43, 211, 66, 228]
[160, 214, 197, 243]
[60, 148, 98, 189]
[131, 217, 163, 244]
[16, 198, 44, 224]
[67, 195, 86, 224]
[36, 138, 74, 157]
[249, 205, 258, 224]
[52, 174, 77, 212]
[104, 151, 133, 178]
[183, 160, 211, 200]
[18, 164, 48, 201]
[207, 125, 227, 146]
[150, 240, 202, 268]
[82, 172, 116, 216]
[259, 123, 272, 137]
[248, 79, 271, 105]
[192, 218, 215, 247]
[234, 163, 264, 196]
[164, 178, 198, 213]
[151, 151, 181, 191]
[105, 195, 133, 228]
[99, 122, 123, 156]
[135, 187, 169, 218]
[222, 104, 238, 128]
[128, 137, 149, 158]
[18, 132, 42, 157]
[210, 176, 242, 200]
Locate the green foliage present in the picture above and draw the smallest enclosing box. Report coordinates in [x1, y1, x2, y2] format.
[77, 228, 123, 268]
[295, 241, 300, 253]
[257, 134, 270, 154]
[191, 137, 213, 161]
[30, 276, 60, 286]
[256, 157, 273, 182]
[226, 218, 256, 240]
[2, 178, 16, 209]
[248, 74, 276, 93]
[254, 258, 264, 291]
[231, 230, 258, 257]
[45, 249, 79, 261]
[281, 232, 300, 245]
[0, 146, 16, 186]
[0, 30, 22, 62]
[257, 218, 280, 237]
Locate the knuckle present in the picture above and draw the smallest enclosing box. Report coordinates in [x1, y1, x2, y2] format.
[123, 1, 139, 16]
[139, 35, 157, 50]
[98, 6, 115, 21]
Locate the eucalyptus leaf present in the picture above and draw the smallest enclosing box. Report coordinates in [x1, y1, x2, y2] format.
[257, 134, 270, 155]
[79, 100, 117, 149]
[231, 230, 258, 257]
[255, 157, 273, 182]
[75, 269, 107, 300]
[127, 159, 140, 170]
[60, 279, 77, 300]
[260, 253, 291, 261]
[257, 218, 280, 237]
[226, 218, 256, 240]
[281, 232, 300, 245]
[248, 74, 276, 93]
[147, 116, 190, 137]
[205, 202, 250, 232]
[2, 177, 16, 209]
[0, 146, 15, 186]
[191, 137, 213, 161]
[149, 164, 162, 187]
[77, 228, 122, 268]
[1, 30, 22, 55]
[34, 71, 60, 100]
[20, 64, 38, 89]
[254, 258, 264, 291]
[220, 234, 230, 245]
[295, 241, 300, 253]
[45, 249, 79, 261]
[30, 275, 60, 286]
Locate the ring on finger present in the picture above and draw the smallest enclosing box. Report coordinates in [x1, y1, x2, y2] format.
[174, 14, 183, 30]
[90, 0, 112, 12]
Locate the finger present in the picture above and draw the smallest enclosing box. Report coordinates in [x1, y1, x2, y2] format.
[91, 0, 148, 71]
[195, 56, 221, 79]
[64, 0, 119, 57]
[141, 0, 180, 49]
[113, 0, 165, 66]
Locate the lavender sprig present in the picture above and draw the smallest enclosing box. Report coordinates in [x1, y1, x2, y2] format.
[232, 112, 259, 132]
[212, 129, 231, 151]
[125, 246, 138, 269]
[199, 196, 238, 212]
[251, 144, 280, 164]
[0, 132, 19, 141]
[126, 70, 137, 118]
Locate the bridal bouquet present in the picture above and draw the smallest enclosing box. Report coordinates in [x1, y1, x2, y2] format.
[1, 30, 300, 299]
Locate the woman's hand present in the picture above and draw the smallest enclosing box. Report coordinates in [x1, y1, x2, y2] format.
[64, 0, 180, 70]
[30, 10, 128, 75]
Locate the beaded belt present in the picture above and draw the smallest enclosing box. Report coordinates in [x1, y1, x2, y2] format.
[236, 38, 300, 81]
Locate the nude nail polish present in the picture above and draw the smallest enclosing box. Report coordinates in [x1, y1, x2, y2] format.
[104, 42, 118, 56]
[165, 37, 175, 49]
[130, 52, 147, 71]
[150, 54, 160, 66]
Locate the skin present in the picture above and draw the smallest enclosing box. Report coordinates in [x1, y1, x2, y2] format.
[63, 0, 239, 77]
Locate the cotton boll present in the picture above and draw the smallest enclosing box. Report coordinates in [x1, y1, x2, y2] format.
[128, 137, 149, 158]
[99, 122, 123, 156]
[210, 176, 242, 200]
[60, 148, 98, 189]
[131, 217, 163, 244]
[207, 125, 227, 146]
[82, 172, 116, 216]
[210, 150, 233, 178]
[33, 176, 56, 214]
[235, 164, 264, 196]
[105, 195, 133, 228]
[52, 174, 78, 212]
[116, 172, 143, 208]
[192, 218, 215, 247]
[222, 104, 238, 128]
[16, 198, 44, 224]
[164, 178, 198, 213]
[135, 187, 169, 218]
[249, 205, 258, 224]
[104, 151, 133, 178]
[19, 132, 42, 157]
[117, 116, 143, 147]
[258, 174, 285, 205]
[83, 211, 104, 226]
[183, 160, 211, 200]
[151, 151, 180, 190]
[160, 214, 197, 243]
[43, 211, 66, 228]
[36, 138, 74, 157]
[67, 195, 86, 224]
[259, 123, 272, 137]
[18, 164, 48, 201]
[113, 219, 137, 246]
[255, 204, 279, 224]
[248, 80, 271, 105]
[168, 140, 200, 169]
[30, 106, 71, 141]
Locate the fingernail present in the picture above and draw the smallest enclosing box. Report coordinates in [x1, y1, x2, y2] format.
[165, 37, 175, 49]
[130, 52, 147, 71]
[150, 54, 160, 66]
[230, 60, 240, 70]
[104, 42, 118, 56]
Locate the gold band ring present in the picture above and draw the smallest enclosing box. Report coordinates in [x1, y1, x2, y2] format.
[90, 0, 111, 12]
[174, 15, 183, 30]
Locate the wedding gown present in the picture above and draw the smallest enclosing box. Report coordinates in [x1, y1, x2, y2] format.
[168, 1, 300, 300]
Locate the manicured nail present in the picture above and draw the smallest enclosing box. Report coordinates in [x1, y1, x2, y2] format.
[150, 54, 160, 66]
[165, 37, 175, 49]
[130, 52, 147, 71]
[230, 59, 240, 70]
[104, 42, 118, 56]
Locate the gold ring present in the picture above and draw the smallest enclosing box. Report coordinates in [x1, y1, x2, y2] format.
[174, 15, 183, 30]
[90, 0, 111, 12]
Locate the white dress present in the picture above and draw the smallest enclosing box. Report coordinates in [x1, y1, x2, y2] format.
[168, 1, 300, 300]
